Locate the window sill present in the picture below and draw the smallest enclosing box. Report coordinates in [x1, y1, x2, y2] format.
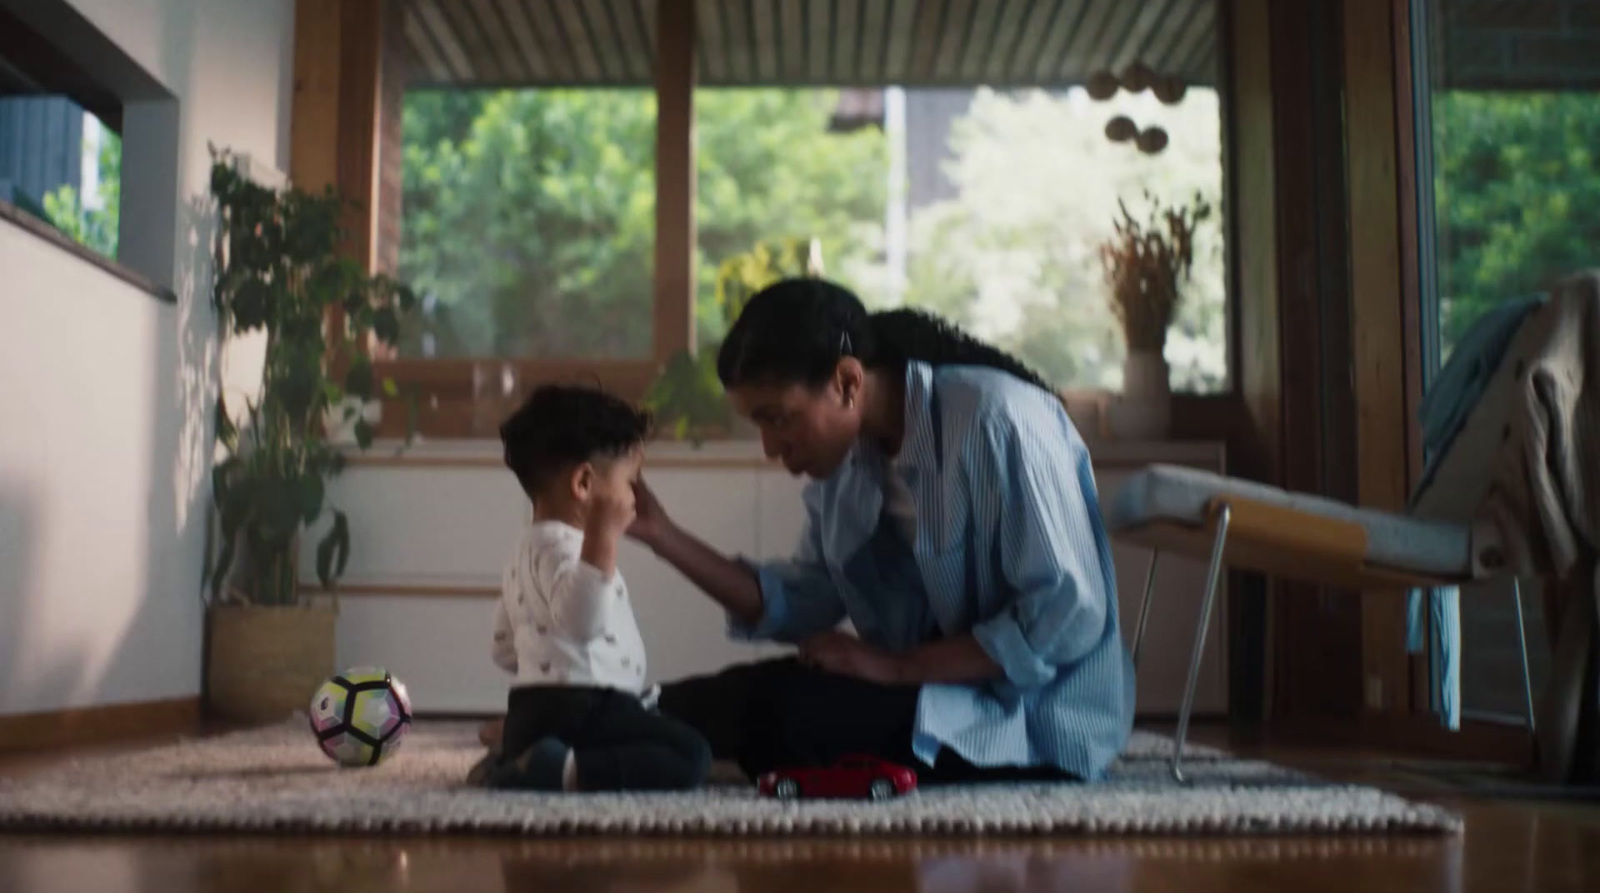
[339, 435, 1225, 471]
[341, 436, 775, 470]
[0, 199, 173, 304]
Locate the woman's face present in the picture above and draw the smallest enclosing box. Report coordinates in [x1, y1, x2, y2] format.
[728, 373, 861, 479]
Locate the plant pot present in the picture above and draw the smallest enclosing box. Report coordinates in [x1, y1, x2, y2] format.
[205, 603, 337, 725]
[1107, 349, 1172, 441]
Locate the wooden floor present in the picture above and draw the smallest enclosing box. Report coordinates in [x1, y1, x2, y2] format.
[2, 728, 1598, 893]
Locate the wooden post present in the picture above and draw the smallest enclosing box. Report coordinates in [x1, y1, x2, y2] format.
[1344, 0, 1412, 718]
[654, 0, 696, 363]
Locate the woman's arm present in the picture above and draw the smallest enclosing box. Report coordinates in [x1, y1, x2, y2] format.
[643, 520, 765, 627]
[801, 631, 1000, 684]
[628, 478, 846, 639]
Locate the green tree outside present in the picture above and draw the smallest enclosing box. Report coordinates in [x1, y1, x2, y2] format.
[1431, 91, 1600, 356]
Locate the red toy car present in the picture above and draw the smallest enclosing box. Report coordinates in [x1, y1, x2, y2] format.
[757, 755, 918, 801]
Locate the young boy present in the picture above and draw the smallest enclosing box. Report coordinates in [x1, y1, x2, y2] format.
[477, 384, 710, 792]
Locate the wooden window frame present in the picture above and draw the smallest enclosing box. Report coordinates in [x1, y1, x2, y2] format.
[292, 0, 696, 439]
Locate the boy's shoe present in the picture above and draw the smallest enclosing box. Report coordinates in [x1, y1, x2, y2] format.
[485, 736, 570, 791]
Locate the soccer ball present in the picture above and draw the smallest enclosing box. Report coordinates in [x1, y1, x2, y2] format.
[308, 666, 413, 767]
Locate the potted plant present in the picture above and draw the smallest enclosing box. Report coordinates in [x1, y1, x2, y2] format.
[1099, 191, 1211, 440]
[204, 150, 416, 724]
[645, 237, 821, 443]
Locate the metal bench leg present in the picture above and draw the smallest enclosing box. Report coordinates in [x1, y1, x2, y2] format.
[1172, 503, 1231, 784]
[1513, 577, 1537, 737]
[1133, 550, 1160, 668]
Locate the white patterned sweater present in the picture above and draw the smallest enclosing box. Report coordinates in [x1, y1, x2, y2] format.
[492, 520, 650, 696]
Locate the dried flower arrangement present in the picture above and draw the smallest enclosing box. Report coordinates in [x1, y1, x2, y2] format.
[1099, 190, 1212, 353]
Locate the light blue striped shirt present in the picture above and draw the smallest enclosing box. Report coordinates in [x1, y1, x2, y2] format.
[732, 360, 1136, 780]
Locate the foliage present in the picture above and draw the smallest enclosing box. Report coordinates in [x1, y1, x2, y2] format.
[902, 88, 1228, 392]
[1432, 91, 1600, 355]
[396, 88, 886, 359]
[645, 237, 820, 443]
[43, 130, 120, 258]
[1099, 191, 1212, 352]
[208, 150, 417, 606]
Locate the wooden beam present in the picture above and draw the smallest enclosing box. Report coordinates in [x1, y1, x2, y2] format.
[338, 0, 384, 271]
[1344, 0, 1412, 718]
[289, 0, 343, 192]
[654, 0, 696, 363]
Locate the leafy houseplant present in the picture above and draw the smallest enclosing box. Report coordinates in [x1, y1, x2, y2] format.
[205, 150, 416, 721]
[644, 237, 821, 444]
[1098, 191, 1211, 440]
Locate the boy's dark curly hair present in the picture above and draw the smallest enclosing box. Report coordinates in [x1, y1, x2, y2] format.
[499, 384, 652, 499]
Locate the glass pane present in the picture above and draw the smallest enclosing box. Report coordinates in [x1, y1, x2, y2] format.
[1413, 0, 1588, 719]
[1421, 1, 1600, 361]
[397, 89, 657, 360]
[0, 98, 120, 259]
[693, 5, 1228, 395]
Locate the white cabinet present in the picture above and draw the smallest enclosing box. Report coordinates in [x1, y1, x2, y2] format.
[316, 440, 1227, 717]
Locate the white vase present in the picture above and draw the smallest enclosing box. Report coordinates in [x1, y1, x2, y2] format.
[1107, 349, 1172, 441]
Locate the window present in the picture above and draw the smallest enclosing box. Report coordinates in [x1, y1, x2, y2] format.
[397, 89, 657, 361]
[692, 2, 1228, 395]
[0, 4, 123, 261]
[1409, 0, 1589, 722]
[384, 0, 1231, 437]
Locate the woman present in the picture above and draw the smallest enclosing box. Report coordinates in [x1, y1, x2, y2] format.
[632, 279, 1135, 783]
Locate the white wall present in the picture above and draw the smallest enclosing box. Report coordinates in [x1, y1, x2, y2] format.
[0, 0, 294, 715]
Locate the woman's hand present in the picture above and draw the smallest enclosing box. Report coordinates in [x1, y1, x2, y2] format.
[626, 477, 674, 549]
[799, 631, 907, 685]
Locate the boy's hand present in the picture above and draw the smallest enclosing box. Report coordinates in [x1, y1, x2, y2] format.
[587, 486, 636, 540]
[581, 487, 634, 576]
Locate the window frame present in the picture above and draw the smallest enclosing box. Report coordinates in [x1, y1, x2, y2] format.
[324, 0, 1237, 440]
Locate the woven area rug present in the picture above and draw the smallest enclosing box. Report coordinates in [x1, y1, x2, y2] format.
[0, 720, 1460, 837]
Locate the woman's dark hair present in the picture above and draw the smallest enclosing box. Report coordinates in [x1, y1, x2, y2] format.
[716, 278, 1052, 392]
[499, 384, 652, 497]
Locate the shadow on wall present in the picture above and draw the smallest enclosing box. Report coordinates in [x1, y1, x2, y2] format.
[0, 480, 90, 714]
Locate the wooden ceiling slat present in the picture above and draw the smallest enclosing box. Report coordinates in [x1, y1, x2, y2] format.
[1057, 0, 1115, 82]
[883, 0, 918, 82]
[403, 13, 454, 83]
[805, 0, 829, 82]
[1140, 0, 1201, 73]
[1029, 0, 1084, 82]
[858, 0, 890, 84]
[605, 0, 651, 81]
[834, 0, 861, 83]
[720, 0, 753, 82]
[413, 0, 477, 81]
[400, 0, 1218, 89]
[494, 0, 553, 81]
[523, 0, 579, 82]
[581, 0, 631, 84]
[1109, 0, 1179, 73]
[552, 0, 605, 81]
[466, 0, 530, 81]
[435, 0, 504, 82]
[908, 0, 946, 81]
[779, 0, 805, 80]
[697, 0, 728, 81]
[980, 0, 1027, 82]
[1081, 0, 1140, 74]
[1002, 0, 1055, 84]
[751, 0, 780, 81]
[1169, 0, 1216, 81]
[933, 0, 977, 83]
